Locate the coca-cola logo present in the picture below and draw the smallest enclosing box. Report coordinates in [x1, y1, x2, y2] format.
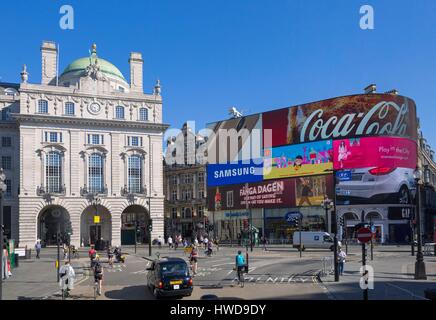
[300, 101, 410, 143]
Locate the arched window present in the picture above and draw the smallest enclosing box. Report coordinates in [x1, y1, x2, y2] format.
[46, 151, 62, 193]
[139, 108, 148, 121]
[128, 155, 142, 193]
[65, 102, 75, 115]
[89, 153, 104, 193]
[115, 106, 125, 119]
[38, 100, 48, 113]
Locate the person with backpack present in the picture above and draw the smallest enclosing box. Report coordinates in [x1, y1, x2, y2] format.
[93, 256, 104, 296]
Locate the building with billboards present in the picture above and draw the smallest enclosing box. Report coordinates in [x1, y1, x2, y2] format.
[206, 91, 419, 244]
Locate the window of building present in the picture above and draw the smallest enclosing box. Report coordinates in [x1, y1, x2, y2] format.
[45, 132, 63, 143]
[87, 134, 104, 145]
[183, 208, 192, 219]
[171, 175, 178, 185]
[5, 179, 11, 197]
[183, 174, 193, 184]
[198, 206, 204, 218]
[226, 191, 234, 208]
[2, 137, 12, 147]
[38, 100, 48, 113]
[65, 102, 75, 115]
[115, 106, 125, 119]
[119, 86, 125, 93]
[198, 189, 205, 199]
[46, 151, 62, 193]
[198, 172, 204, 183]
[171, 208, 177, 219]
[127, 136, 143, 147]
[2, 156, 11, 170]
[139, 108, 148, 121]
[1, 107, 11, 121]
[88, 153, 104, 193]
[128, 155, 142, 193]
[171, 189, 177, 201]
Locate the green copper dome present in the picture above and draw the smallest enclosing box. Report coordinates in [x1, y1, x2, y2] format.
[61, 55, 127, 82]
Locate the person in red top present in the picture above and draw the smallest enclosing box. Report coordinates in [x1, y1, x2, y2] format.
[88, 246, 97, 259]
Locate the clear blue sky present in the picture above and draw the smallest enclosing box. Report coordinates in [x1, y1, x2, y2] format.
[1, 1, 436, 146]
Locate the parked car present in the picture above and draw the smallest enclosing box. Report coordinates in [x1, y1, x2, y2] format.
[336, 167, 415, 205]
[146, 257, 193, 299]
[292, 231, 338, 251]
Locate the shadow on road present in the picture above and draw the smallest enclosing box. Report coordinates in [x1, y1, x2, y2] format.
[105, 285, 154, 300]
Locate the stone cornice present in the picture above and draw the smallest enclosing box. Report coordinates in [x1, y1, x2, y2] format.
[19, 83, 162, 105]
[11, 113, 169, 132]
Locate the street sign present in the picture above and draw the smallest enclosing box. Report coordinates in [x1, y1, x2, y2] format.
[336, 170, 352, 182]
[285, 212, 302, 224]
[357, 227, 372, 243]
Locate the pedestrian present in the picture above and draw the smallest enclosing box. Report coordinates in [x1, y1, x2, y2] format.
[203, 237, 209, 250]
[194, 237, 199, 247]
[338, 247, 347, 276]
[2, 244, 10, 280]
[167, 236, 173, 249]
[63, 243, 68, 260]
[59, 261, 76, 294]
[158, 236, 163, 249]
[189, 245, 198, 275]
[93, 256, 104, 296]
[35, 240, 42, 259]
[261, 236, 267, 251]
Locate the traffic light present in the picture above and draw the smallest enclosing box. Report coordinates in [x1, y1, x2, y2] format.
[339, 216, 344, 227]
[292, 217, 299, 228]
[148, 219, 153, 232]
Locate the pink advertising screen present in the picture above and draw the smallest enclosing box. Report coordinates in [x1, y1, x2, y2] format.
[333, 137, 417, 170]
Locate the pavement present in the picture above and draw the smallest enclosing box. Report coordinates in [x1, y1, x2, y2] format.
[318, 245, 436, 300]
[4, 244, 436, 300]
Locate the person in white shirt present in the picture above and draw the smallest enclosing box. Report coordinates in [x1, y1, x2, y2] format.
[167, 236, 173, 249]
[338, 248, 347, 276]
[59, 261, 76, 293]
[203, 237, 209, 250]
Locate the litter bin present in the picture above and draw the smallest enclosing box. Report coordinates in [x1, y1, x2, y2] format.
[14, 253, 19, 268]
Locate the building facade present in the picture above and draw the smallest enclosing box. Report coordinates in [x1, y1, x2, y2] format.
[0, 41, 168, 248]
[206, 89, 420, 244]
[163, 123, 208, 240]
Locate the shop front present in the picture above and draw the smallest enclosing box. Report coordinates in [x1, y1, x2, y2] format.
[213, 209, 263, 244]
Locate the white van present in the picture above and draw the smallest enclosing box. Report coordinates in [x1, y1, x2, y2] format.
[292, 232, 334, 251]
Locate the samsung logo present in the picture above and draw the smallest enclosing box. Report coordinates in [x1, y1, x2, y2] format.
[214, 166, 256, 179]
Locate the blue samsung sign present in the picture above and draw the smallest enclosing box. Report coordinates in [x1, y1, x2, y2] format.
[207, 159, 264, 187]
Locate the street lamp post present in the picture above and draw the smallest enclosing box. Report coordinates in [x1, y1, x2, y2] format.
[414, 167, 427, 280]
[321, 196, 339, 282]
[0, 168, 7, 300]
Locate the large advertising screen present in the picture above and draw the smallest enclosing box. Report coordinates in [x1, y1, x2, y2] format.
[264, 140, 333, 180]
[262, 94, 417, 147]
[333, 137, 417, 170]
[207, 159, 264, 187]
[207, 175, 333, 211]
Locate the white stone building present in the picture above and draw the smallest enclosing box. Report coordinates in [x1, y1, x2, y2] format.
[0, 41, 168, 248]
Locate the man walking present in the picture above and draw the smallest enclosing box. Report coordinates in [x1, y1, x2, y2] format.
[167, 236, 173, 249]
[35, 240, 42, 259]
[338, 247, 347, 276]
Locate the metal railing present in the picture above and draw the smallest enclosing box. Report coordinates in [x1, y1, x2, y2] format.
[80, 184, 108, 196]
[37, 185, 66, 196]
[120, 186, 147, 196]
[320, 256, 334, 277]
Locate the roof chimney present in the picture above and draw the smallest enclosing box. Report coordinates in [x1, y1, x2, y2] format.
[41, 41, 58, 85]
[129, 52, 143, 93]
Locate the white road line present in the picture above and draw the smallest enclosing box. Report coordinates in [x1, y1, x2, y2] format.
[385, 283, 427, 300]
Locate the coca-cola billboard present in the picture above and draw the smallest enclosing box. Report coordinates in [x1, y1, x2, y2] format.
[262, 94, 417, 148]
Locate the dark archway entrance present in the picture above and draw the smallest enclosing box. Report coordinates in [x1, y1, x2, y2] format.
[38, 206, 71, 246]
[121, 205, 150, 245]
[81, 205, 112, 247]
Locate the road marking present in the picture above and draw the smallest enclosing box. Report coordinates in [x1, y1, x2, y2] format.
[385, 283, 427, 300]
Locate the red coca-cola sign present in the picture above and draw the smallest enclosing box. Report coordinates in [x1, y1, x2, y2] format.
[263, 94, 418, 148]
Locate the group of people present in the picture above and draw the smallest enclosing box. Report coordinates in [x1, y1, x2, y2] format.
[167, 235, 219, 252]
